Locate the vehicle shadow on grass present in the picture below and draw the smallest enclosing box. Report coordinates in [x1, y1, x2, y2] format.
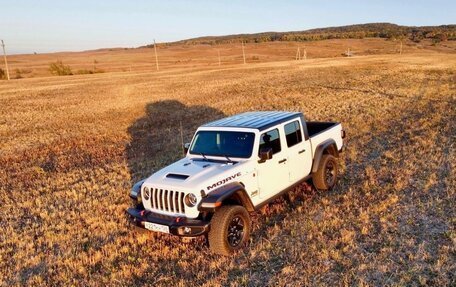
[125, 100, 229, 284]
[126, 99, 226, 183]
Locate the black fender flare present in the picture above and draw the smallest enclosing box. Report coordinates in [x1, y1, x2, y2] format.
[311, 139, 339, 173]
[198, 182, 254, 212]
[130, 179, 145, 200]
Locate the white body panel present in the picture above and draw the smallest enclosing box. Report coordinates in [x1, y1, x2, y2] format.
[308, 124, 344, 159]
[140, 115, 344, 219]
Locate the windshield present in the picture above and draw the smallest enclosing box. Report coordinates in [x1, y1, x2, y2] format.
[189, 131, 255, 158]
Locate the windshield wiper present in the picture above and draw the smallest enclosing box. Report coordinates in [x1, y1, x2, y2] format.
[199, 153, 208, 161]
[223, 154, 234, 163]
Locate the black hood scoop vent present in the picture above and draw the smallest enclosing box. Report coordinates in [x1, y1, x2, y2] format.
[166, 173, 190, 180]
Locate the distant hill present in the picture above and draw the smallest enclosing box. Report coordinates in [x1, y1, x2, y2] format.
[143, 23, 455, 47]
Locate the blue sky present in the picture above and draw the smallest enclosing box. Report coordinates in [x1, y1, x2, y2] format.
[2, 0, 455, 54]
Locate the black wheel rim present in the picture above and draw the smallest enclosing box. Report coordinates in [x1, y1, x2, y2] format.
[325, 161, 335, 186]
[227, 216, 244, 247]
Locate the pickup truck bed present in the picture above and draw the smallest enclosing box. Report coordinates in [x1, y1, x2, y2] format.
[307, 122, 339, 137]
[307, 121, 344, 157]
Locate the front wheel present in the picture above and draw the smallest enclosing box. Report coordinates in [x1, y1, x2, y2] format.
[208, 205, 251, 255]
[312, 154, 338, 190]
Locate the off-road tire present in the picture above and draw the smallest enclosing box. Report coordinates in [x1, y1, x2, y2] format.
[312, 154, 338, 190]
[208, 205, 251, 256]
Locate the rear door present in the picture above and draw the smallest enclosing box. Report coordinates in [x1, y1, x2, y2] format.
[256, 127, 290, 200]
[283, 118, 312, 183]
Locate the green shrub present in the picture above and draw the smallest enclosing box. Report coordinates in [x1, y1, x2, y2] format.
[49, 61, 73, 76]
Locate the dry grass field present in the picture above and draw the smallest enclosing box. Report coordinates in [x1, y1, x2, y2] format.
[0, 46, 455, 286]
[6, 38, 456, 79]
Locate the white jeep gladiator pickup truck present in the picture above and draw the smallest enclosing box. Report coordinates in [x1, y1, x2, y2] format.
[127, 111, 345, 255]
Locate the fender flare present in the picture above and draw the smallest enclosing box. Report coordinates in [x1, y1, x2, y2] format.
[130, 179, 145, 200]
[311, 139, 339, 173]
[198, 182, 254, 212]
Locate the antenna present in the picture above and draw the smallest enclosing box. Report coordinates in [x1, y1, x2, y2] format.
[180, 120, 185, 155]
[1, 40, 10, 80]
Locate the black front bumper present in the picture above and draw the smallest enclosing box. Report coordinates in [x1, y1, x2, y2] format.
[126, 207, 210, 237]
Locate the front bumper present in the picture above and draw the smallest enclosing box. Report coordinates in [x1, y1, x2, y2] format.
[126, 207, 210, 237]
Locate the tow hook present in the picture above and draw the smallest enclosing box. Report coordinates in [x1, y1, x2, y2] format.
[140, 210, 150, 217]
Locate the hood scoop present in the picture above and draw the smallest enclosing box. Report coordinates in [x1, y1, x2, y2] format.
[166, 173, 190, 180]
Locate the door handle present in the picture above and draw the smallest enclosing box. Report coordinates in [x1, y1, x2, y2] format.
[279, 159, 287, 164]
[298, 149, 306, 154]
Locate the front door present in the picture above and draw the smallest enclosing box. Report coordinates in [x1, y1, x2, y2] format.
[256, 128, 290, 200]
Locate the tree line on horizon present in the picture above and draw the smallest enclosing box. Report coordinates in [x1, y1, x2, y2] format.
[143, 23, 456, 47]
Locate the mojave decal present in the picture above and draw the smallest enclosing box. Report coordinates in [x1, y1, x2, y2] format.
[206, 172, 241, 191]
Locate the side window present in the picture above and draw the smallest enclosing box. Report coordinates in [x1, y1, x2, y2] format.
[259, 129, 281, 155]
[284, 120, 303, 147]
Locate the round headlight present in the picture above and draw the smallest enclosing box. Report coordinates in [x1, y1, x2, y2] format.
[184, 193, 197, 207]
[143, 187, 150, 200]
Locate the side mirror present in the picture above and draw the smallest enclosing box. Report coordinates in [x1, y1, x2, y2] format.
[183, 142, 191, 155]
[259, 147, 273, 162]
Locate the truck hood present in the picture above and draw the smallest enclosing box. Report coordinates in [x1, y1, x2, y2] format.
[143, 158, 250, 193]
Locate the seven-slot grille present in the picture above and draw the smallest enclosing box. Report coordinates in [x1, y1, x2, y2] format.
[148, 188, 186, 215]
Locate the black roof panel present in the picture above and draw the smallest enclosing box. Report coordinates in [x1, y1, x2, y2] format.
[202, 111, 302, 131]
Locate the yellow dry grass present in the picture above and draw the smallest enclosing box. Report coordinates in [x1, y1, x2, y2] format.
[0, 48, 455, 286]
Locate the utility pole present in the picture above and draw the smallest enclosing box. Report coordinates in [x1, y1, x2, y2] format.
[303, 48, 307, 60]
[153, 39, 159, 71]
[241, 41, 246, 64]
[296, 47, 301, 60]
[1, 40, 10, 80]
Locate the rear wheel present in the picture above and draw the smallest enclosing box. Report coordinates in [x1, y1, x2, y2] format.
[312, 154, 338, 190]
[208, 205, 250, 255]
